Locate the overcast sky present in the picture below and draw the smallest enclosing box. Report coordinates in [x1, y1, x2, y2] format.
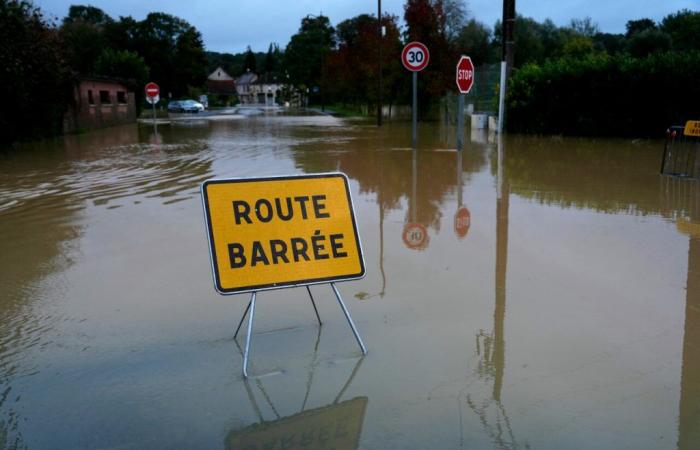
[38, 0, 697, 54]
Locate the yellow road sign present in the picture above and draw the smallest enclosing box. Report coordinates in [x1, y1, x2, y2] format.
[201, 173, 365, 294]
[684, 120, 700, 137]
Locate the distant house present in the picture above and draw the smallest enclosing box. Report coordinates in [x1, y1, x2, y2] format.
[235, 70, 284, 106]
[205, 67, 237, 96]
[63, 78, 136, 133]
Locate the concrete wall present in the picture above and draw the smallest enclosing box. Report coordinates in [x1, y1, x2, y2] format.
[64, 79, 136, 133]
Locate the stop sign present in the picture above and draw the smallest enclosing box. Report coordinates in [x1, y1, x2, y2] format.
[454, 206, 471, 239]
[455, 56, 474, 94]
[145, 82, 160, 98]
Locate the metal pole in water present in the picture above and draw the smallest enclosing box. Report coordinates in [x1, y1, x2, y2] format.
[457, 93, 464, 151]
[498, 61, 506, 134]
[412, 71, 417, 149]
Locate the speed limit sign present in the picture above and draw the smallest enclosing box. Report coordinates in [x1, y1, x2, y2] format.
[401, 42, 430, 72]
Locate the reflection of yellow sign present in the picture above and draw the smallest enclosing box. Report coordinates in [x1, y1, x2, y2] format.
[684, 120, 700, 137]
[677, 218, 700, 237]
[226, 397, 368, 450]
[202, 174, 365, 294]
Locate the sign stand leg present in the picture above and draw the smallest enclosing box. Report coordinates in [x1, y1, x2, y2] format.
[234, 299, 252, 339]
[330, 283, 367, 355]
[242, 292, 257, 378]
[306, 286, 322, 325]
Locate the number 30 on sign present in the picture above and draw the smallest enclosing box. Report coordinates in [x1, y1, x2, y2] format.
[402, 42, 430, 72]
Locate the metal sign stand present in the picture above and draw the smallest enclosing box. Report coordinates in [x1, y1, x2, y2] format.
[234, 284, 367, 378]
[412, 72, 418, 149]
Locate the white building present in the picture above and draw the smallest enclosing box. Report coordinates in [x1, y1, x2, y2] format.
[235, 71, 285, 106]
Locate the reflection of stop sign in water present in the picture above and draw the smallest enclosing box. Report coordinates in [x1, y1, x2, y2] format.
[403, 223, 429, 250]
[454, 206, 471, 239]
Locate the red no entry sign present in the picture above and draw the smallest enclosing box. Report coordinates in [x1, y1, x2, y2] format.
[145, 82, 160, 98]
[456, 56, 474, 94]
[402, 42, 430, 72]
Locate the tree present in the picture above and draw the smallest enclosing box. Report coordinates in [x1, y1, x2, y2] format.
[134, 12, 206, 97]
[243, 45, 257, 72]
[625, 18, 656, 38]
[323, 13, 403, 109]
[455, 19, 496, 65]
[661, 9, 700, 52]
[63, 5, 113, 26]
[284, 15, 335, 92]
[60, 5, 112, 74]
[0, 0, 73, 142]
[94, 49, 149, 89]
[442, 0, 469, 42]
[562, 35, 595, 58]
[569, 17, 599, 38]
[263, 43, 279, 74]
[626, 28, 672, 58]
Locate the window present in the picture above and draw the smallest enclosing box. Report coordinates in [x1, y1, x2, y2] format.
[99, 90, 111, 104]
[117, 91, 127, 104]
[87, 90, 95, 105]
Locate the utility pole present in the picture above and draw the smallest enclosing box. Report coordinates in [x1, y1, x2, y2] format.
[498, 0, 516, 133]
[377, 0, 383, 126]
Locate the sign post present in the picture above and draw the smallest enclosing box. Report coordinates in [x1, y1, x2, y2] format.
[144, 82, 160, 124]
[201, 173, 367, 377]
[401, 42, 430, 149]
[455, 56, 475, 151]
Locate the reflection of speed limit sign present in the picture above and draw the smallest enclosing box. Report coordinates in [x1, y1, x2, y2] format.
[402, 223, 429, 250]
[401, 42, 430, 72]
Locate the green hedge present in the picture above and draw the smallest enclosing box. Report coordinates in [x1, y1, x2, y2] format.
[507, 51, 700, 137]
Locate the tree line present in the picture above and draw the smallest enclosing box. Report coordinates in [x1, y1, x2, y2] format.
[505, 9, 700, 136]
[2, 0, 699, 143]
[1, 1, 207, 143]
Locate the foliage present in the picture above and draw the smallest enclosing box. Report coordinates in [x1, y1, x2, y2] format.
[507, 51, 700, 137]
[455, 19, 497, 65]
[132, 12, 206, 98]
[94, 48, 149, 89]
[284, 14, 335, 94]
[322, 14, 403, 109]
[59, 7, 207, 98]
[243, 45, 257, 72]
[660, 9, 700, 52]
[626, 28, 672, 58]
[0, 0, 73, 143]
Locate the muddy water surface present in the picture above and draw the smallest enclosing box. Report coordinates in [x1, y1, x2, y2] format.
[0, 113, 699, 449]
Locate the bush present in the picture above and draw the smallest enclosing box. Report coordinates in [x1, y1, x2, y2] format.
[506, 51, 700, 137]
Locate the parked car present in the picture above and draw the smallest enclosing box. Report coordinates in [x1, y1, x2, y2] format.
[167, 99, 205, 113]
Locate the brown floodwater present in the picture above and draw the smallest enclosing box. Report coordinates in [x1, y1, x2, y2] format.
[1, 112, 699, 449]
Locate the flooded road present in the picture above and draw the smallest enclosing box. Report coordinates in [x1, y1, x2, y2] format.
[1, 113, 699, 449]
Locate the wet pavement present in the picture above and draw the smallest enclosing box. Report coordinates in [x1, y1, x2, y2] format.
[0, 112, 699, 449]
